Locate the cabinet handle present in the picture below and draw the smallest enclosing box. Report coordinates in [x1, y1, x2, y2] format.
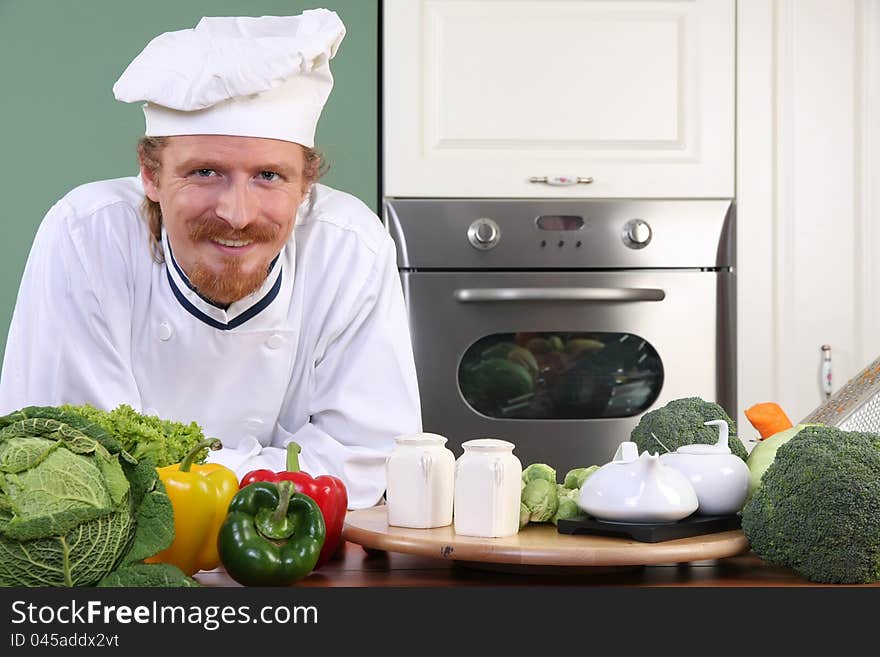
[821, 345, 832, 399]
[528, 175, 594, 186]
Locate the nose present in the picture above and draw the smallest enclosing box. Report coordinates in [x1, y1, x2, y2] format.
[214, 178, 257, 229]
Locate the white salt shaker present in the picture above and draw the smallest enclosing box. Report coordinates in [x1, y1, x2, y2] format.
[386, 432, 455, 528]
[453, 438, 522, 538]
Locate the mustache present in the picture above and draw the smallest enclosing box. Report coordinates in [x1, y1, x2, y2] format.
[187, 216, 281, 243]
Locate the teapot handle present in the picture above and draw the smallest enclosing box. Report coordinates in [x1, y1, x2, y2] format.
[703, 419, 729, 447]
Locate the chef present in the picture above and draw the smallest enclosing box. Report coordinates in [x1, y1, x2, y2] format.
[0, 9, 422, 509]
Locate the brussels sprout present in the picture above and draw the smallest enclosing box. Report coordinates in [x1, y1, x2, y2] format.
[556, 483, 576, 499]
[563, 465, 599, 490]
[551, 484, 584, 525]
[519, 502, 531, 530]
[552, 496, 581, 525]
[522, 463, 557, 485]
[521, 479, 559, 522]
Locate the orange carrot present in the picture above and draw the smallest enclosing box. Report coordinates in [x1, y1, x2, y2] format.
[745, 402, 793, 439]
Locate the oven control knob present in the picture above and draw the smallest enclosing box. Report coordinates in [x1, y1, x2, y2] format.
[467, 218, 501, 250]
[622, 219, 652, 249]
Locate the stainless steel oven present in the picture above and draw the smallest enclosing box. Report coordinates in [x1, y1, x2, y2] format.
[384, 198, 735, 473]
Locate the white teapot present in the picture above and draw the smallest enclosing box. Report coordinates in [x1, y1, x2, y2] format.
[658, 420, 750, 516]
[578, 442, 698, 523]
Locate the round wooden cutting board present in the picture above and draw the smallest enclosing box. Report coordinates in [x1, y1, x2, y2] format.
[343, 507, 749, 570]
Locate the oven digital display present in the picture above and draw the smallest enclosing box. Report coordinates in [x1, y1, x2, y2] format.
[536, 215, 585, 231]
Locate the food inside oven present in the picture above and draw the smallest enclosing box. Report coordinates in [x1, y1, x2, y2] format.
[458, 332, 664, 420]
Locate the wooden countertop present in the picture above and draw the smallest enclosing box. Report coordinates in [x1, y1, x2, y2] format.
[194, 540, 878, 587]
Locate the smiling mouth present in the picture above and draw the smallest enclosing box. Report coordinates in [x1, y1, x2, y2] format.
[212, 238, 254, 247]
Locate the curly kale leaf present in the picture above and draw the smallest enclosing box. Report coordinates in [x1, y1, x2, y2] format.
[61, 403, 207, 468]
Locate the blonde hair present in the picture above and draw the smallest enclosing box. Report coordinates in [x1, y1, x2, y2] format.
[136, 136, 328, 262]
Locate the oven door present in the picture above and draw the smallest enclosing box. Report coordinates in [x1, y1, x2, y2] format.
[402, 270, 735, 472]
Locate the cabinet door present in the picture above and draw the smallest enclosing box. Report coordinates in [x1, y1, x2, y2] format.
[736, 0, 878, 436]
[383, 0, 735, 198]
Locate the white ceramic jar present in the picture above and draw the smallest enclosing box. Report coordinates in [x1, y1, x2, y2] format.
[453, 438, 522, 538]
[386, 432, 455, 528]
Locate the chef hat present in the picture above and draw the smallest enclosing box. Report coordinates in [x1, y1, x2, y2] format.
[112, 8, 345, 147]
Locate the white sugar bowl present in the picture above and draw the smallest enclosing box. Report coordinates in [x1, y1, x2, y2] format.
[659, 420, 750, 516]
[578, 443, 698, 523]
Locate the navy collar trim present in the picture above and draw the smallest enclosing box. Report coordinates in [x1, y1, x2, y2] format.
[167, 241, 226, 309]
[165, 266, 283, 330]
[164, 242, 283, 331]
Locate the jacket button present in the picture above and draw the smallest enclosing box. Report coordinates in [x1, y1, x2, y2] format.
[158, 322, 173, 341]
[266, 334, 284, 350]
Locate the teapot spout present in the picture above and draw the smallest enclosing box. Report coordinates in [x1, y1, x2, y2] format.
[704, 419, 729, 447]
[639, 451, 667, 481]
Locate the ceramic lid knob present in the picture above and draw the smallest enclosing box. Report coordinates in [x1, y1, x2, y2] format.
[612, 441, 639, 462]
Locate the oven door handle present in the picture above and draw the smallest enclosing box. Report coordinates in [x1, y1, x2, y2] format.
[453, 287, 666, 303]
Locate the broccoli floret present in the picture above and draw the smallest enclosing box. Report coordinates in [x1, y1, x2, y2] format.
[629, 397, 746, 461]
[741, 426, 880, 584]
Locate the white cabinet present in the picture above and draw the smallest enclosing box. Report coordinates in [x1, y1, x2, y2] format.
[383, 0, 735, 198]
[736, 0, 880, 436]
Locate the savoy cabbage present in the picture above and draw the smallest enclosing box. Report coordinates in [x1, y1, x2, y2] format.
[0, 406, 198, 587]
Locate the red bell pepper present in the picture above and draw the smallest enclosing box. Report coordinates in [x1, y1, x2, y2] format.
[239, 442, 347, 569]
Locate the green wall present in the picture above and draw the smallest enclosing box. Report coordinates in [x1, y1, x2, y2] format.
[0, 0, 378, 360]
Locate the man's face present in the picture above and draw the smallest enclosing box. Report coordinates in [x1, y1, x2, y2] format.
[141, 135, 309, 305]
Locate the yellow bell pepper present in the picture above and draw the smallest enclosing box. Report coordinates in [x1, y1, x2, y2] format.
[146, 438, 239, 576]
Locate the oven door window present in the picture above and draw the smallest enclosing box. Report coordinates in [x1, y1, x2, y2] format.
[458, 332, 663, 419]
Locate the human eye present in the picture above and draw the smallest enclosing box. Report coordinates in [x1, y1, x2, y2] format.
[193, 168, 216, 178]
[258, 171, 281, 182]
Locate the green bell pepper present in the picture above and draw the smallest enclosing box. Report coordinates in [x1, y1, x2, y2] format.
[218, 480, 326, 586]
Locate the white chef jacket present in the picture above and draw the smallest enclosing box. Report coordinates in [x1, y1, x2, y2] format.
[0, 176, 422, 509]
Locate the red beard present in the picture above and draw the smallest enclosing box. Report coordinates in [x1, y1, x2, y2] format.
[185, 216, 282, 306]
